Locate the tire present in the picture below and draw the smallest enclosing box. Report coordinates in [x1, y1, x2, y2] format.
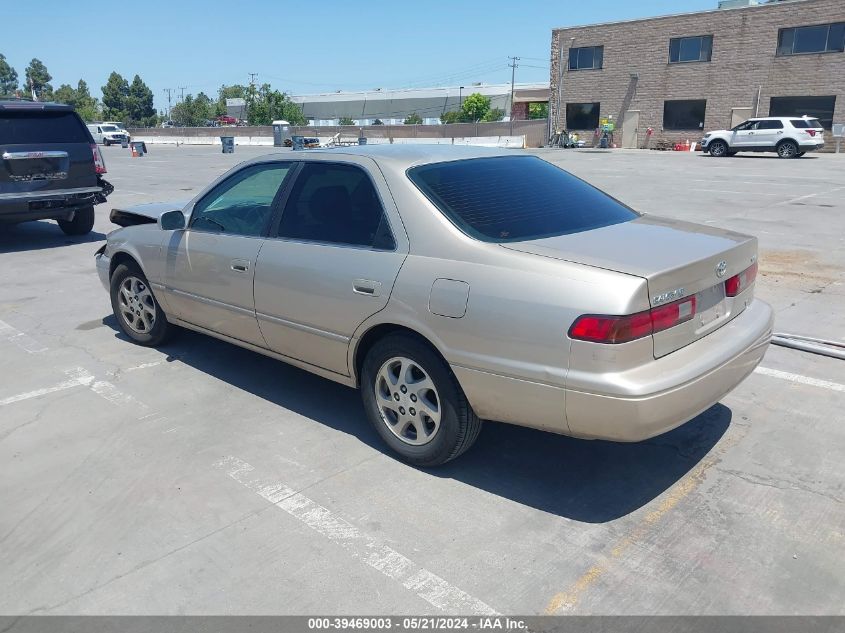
[57, 206, 95, 235]
[110, 262, 173, 346]
[103, 139, 110, 147]
[360, 333, 482, 467]
[777, 140, 799, 158]
[708, 140, 729, 157]
[796, 151, 806, 157]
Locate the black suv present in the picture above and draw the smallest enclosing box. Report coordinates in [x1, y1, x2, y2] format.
[0, 101, 113, 235]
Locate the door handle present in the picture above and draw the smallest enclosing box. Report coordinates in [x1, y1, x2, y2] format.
[231, 259, 250, 273]
[353, 278, 382, 297]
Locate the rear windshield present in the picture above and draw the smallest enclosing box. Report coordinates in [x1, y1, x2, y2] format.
[790, 118, 822, 129]
[0, 110, 91, 144]
[407, 156, 638, 242]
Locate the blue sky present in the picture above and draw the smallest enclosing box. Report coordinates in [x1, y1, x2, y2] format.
[4, 0, 714, 111]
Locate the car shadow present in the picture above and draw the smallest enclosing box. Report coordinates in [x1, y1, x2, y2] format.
[0, 220, 106, 253]
[698, 153, 819, 159]
[103, 323, 730, 523]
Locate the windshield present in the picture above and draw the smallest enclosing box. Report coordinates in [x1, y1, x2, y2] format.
[101, 125, 118, 132]
[407, 156, 638, 243]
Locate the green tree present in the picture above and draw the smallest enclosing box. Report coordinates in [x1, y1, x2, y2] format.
[528, 102, 549, 120]
[126, 75, 155, 126]
[240, 83, 306, 126]
[482, 107, 505, 122]
[461, 93, 491, 122]
[373, 118, 384, 125]
[101, 71, 129, 120]
[0, 54, 18, 96]
[439, 110, 462, 124]
[403, 112, 423, 125]
[74, 80, 99, 122]
[338, 116, 355, 126]
[25, 58, 52, 100]
[216, 84, 248, 117]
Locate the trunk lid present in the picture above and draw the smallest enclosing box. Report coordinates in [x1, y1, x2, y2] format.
[0, 106, 96, 196]
[501, 215, 758, 357]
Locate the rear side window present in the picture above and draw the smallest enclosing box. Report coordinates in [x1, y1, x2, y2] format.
[790, 118, 822, 128]
[408, 156, 638, 243]
[756, 120, 784, 130]
[276, 162, 394, 249]
[0, 110, 90, 144]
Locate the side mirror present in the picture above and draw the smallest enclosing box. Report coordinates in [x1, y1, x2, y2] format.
[158, 209, 186, 231]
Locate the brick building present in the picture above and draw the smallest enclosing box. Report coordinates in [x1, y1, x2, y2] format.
[549, 0, 845, 148]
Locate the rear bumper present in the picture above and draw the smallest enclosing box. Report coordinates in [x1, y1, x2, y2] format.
[565, 298, 773, 441]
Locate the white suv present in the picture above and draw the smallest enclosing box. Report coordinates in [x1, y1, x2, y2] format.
[700, 116, 825, 158]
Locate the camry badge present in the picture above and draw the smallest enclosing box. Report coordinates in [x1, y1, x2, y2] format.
[652, 288, 686, 306]
[715, 260, 728, 278]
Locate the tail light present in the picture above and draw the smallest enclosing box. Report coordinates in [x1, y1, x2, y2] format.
[725, 262, 758, 297]
[806, 129, 816, 137]
[91, 143, 107, 174]
[569, 296, 697, 344]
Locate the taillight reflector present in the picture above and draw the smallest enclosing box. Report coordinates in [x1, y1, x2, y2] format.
[569, 296, 697, 344]
[725, 262, 757, 297]
[91, 143, 107, 174]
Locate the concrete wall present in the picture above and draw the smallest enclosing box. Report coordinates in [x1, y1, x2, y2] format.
[549, 0, 845, 148]
[129, 119, 549, 148]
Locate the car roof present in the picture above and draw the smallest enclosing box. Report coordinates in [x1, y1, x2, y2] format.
[248, 144, 515, 170]
[0, 100, 74, 112]
[749, 116, 816, 121]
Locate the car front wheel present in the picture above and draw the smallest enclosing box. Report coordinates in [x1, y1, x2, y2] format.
[361, 333, 482, 466]
[777, 140, 799, 158]
[110, 263, 173, 346]
[708, 140, 729, 157]
[57, 206, 95, 235]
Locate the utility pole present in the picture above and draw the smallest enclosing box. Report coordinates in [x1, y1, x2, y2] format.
[508, 56, 520, 134]
[163, 88, 174, 120]
[178, 86, 187, 102]
[248, 72, 258, 87]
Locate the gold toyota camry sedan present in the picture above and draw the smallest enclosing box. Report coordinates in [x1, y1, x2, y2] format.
[96, 145, 773, 466]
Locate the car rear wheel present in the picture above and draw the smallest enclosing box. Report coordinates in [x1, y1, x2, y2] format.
[361, 333, 482, 466]
[708, 140, 729, 157]
[57, 206, 95, 235]
[777, 140, 799, 158]
[110, 263, 173, 346]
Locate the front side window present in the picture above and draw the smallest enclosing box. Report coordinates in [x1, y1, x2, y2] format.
[777, 23, 845, 55]
[569, 46, 603, 70]
[669, 35, 713, 63]
[407, 156, 637, 243]
[190, 162, 293, 236]
[663, 99, 707, 130]
[276, 162, 394, 249]
[566, 102, 600, 130]
[770, 95, 836, 129]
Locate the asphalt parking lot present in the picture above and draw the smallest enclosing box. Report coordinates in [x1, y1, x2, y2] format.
[1, 144, 843, 615]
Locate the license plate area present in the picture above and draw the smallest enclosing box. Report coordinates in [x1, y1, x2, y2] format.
[695, 284, 728, 332]
[3, 152, 69, 182]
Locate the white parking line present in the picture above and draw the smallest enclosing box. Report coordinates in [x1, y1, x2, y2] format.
[754, 366, 845, 393]
[214, 456, 500, 616]
[0, 318, 48, 353]
[0, 367, 150, 410]
[0, 368, 92, 406]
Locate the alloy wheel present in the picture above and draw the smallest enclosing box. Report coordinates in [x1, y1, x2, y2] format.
[118, 276, 156, 334]
[374, 356, 441, 446]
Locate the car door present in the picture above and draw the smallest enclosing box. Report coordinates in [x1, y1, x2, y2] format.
[254, 159, 409, 376]
[730, 120, 758, 147]
[162, 161, 295, 347]
[753, 119, 784, 147]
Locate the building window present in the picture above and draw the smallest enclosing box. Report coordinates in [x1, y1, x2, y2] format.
[769, 95, 836, 129]
[663, 99, 706, 130]
[568, 46, 603, 70]
[777, 23, 845, 56]
[566, 102, 600, 130]
[669, 35, 713, 63]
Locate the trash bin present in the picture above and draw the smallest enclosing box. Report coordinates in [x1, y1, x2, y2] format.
[272, 120, 290, 148]
[358, 137, 367, 146]
[291, 135, 305, 151]
[221, 136, 235, 154]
